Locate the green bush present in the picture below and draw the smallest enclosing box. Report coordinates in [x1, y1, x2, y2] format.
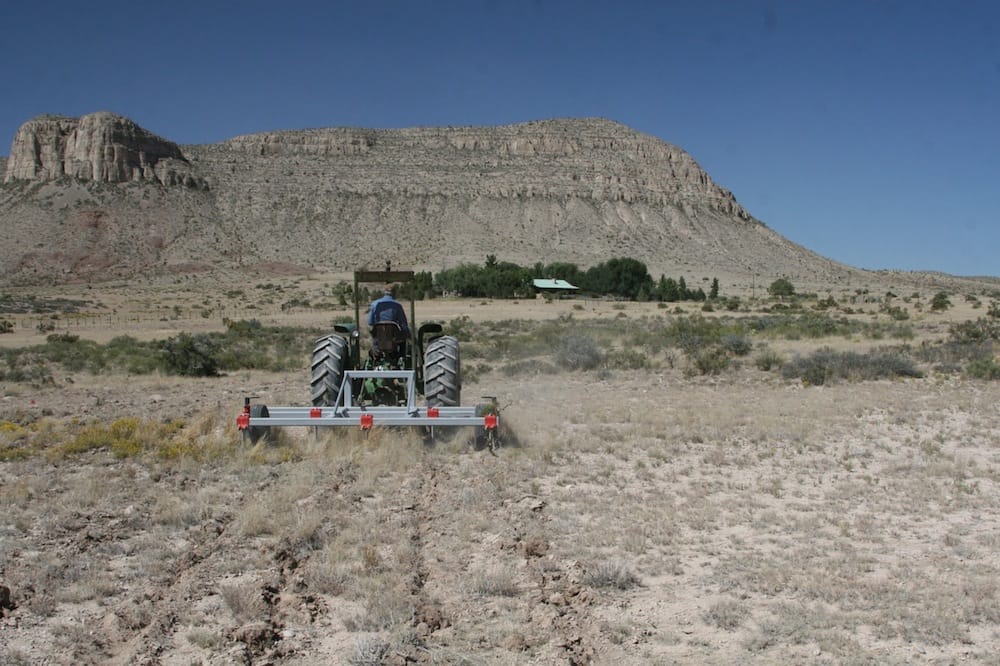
[720, 334, 752, 356]
[668, 315, 726, 354]
[949, 318, 1000, 344]
[966, 358, 1000, 380]
[931, 292, 952, 311]
[160, 333, 220, 377]
[883, 305, 910, 321]
[768, 278, 795, 298]
[689, 347, 731, 375]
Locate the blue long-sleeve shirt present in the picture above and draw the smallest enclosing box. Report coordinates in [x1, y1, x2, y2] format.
[367, 295, 409, 333]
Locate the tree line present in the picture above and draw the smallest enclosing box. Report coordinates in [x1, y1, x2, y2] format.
[427, 255, 720, 301]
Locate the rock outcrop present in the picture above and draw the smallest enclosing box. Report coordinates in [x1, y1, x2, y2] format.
[3, 112, 205, 188]
[215, 120, 751, 219]
[0, 113, 865, 286]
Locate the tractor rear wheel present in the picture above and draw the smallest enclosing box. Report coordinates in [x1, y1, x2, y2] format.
[424, 335, 461, 407]
[311, 335, 348, 407]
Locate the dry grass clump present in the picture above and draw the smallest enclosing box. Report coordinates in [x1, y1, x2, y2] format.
[469, 566, 520, 597]
[703, 598, 750, 630]
[350, 635, 391, 666]
[583, 560, 640, 590]
[219, 581, 265, 623]
[344, 579, 416, 631]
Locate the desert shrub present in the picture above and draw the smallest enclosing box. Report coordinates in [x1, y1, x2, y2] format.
[223, 317, 262, 334]
[914, 339, 993, 374]
[470, 567, 519, 597]
[583, 560, 639, 590]
[668, 315, 726, 353]
[720, 334, 752, 356]
[931, 292, 952, 311]
[0, 350, 54, 384]
[754, 349, 785, 371]
[768, 278, 795, 298]
[40, 333, 110, 373]
[782, 348, 922, 385]
[0, 319, 13, 333]
[160, 333, 220, 377]
[554, 334, 603, 370]
[604, 348, 651, 370]
[689, 347, 731, 376]
[949, 318, 1000, 344]
[219, 582, 265, 623]
[350, 636, 391, 666]
[883, 305, 910, 321]
[966, 358, 1000, 380]
[814, 295, 838, 310]
[444, 315, 474, 339]
[104, 336, 161, 374]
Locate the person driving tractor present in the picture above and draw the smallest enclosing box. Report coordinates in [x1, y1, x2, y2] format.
[367, 284, 409, 355]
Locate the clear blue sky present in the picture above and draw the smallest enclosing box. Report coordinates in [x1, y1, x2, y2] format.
[2, 1, 997, 276]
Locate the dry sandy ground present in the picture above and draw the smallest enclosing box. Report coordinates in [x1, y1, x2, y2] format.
[2, 287, 1000, 664]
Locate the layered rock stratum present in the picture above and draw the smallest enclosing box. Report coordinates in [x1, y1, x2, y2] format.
[4, 112, 204, 188]
[1, 112, 868, 286]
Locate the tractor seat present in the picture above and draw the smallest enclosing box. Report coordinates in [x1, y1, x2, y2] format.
[372, 322, 405, 355]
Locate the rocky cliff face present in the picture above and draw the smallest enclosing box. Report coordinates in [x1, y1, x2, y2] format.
[3, 112, 205, 188]
[0, 113, 860, 286]
[213, 120, 750, 218]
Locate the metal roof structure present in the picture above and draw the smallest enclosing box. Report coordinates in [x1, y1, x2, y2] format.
[532, 278, 579, 290]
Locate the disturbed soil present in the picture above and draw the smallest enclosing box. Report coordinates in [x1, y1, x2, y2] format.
[3, 282, 1000, 664]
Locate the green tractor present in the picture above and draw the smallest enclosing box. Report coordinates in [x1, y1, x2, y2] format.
[310, 264, 461, 410]
[239, 263, 497, 447]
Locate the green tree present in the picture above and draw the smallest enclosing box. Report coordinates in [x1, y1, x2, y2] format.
[709, 277, 720, 300]
[769, 278, 795, 298]
[583, 257, 653, 299]
[542, 262, 582, 284]
[662, 277, 680, 302]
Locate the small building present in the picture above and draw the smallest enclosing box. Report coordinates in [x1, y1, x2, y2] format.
[532, 278, 580, 297]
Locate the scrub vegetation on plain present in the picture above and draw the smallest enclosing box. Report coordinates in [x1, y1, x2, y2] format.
[2, 272, 1000, 664]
